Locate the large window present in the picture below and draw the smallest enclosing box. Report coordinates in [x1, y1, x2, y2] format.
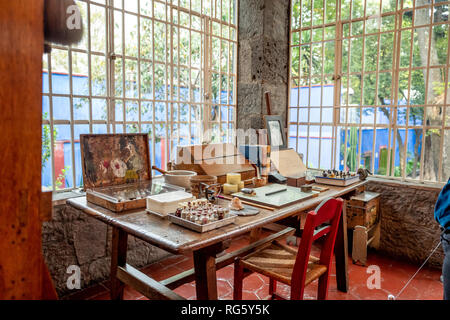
[289, 0, 450, 183]
[43, 0, 238, 191]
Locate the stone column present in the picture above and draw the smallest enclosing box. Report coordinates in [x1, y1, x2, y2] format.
[237, 0, 290, 132]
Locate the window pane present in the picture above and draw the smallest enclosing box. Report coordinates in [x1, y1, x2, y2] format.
[423, 129, 441, 181]
[91, 5, 106, 53]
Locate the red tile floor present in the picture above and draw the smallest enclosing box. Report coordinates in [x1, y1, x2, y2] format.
[66, 233, 444, 301]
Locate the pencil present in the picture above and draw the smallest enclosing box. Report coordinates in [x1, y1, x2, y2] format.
[265, 188, 287, 196]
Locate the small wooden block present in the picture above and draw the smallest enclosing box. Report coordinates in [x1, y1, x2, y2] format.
[352, 225, 368, 266]
[286, 176, 306, 188]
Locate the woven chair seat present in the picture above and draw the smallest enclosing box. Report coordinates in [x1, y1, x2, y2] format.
[239, 241, 327, 286]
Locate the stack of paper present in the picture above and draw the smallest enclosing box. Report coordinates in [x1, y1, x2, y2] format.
[146, 191, 195, 216]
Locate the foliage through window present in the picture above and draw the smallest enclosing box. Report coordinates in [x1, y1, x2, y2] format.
[289, 0, 450, 182]
[42, 0, 238, 191]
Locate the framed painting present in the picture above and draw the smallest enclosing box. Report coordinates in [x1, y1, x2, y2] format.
[264, 115, 288, 150]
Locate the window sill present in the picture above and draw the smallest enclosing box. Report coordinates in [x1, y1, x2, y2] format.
[52, 189, 85, 207]
[368, 176, 445, 191]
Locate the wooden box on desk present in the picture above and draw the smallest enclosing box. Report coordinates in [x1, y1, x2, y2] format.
[80, 134, 181, 212]
[346, 191, 380, 229]
[173, 143, 256, 184]
[286, 176, 306, 188]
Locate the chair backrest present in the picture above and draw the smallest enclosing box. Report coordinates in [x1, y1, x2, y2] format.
[290, 197, 344, 297]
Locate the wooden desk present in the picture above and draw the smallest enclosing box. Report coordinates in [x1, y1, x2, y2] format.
[67, 181, 366, 300]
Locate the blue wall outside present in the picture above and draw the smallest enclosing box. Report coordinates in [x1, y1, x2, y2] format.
[288, 85, 421, 171]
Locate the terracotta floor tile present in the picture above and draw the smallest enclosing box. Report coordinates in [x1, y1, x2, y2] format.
[241, 291, 261, 300]
[241, 273, 267, 292]
[174, 283, 197, 300]
[255, 284, 271, 300]
[141, 262, 165, 275]
[123, 287, 144, 300]
[172, 257, 194, 271]
[216, 265, 235, 281]
[159, 254, 188, 268]
[219, 293, 233, 300]
[145, 265, 185, 282]
[217, 279, 233, 297]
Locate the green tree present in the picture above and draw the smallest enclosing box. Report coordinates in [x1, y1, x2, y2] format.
[292, 0, 448, 181]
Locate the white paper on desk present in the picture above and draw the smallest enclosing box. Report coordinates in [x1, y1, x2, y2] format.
[271, 149, 307, 178]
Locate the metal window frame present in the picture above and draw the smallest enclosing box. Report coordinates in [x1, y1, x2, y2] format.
[43, 0, 238, 192]
[288, 0, 450, 183]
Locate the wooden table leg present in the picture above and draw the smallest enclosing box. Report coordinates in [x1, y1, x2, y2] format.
[249, 228, 262, 243]
[334, 203, 349, 293]
[193, 242, 224, 300]
[110, 227, 128, 300]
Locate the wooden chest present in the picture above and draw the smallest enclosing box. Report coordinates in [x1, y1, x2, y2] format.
[80, 134, 182, 212]
[346, 191, 380, 229]
[173, 143, 256, 184]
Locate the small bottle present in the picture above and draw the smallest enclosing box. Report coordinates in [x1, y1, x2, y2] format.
[218, 208, 224, 220]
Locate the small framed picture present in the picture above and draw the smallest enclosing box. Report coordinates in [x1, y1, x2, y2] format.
[264, 115, 287, 150]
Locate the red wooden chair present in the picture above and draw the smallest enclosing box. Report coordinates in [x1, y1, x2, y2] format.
[233, 197, 344, 300]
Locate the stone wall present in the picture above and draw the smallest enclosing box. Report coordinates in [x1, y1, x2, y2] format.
[237, 0, 290, 131]
[42, 202, 170, 296]
[366, 179, 444, 268]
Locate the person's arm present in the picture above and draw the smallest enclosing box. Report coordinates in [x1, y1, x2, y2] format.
[435, 179, 450, 230]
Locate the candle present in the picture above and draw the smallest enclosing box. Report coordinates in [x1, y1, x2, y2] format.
[226, 173, 241, 185]
[223, 183, 239, 195]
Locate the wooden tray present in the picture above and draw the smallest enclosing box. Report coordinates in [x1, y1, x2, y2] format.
[315, 175, 360, 186]
[167, 213, 237, 233]
[86, 180, 183, 212]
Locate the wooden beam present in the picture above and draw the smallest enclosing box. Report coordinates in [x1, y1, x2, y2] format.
[0, 0, 46, 300]
[116, 264, 184, 300]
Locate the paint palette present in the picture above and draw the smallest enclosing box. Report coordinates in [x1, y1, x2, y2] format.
[80, 133, 185, 212]
[86, 180, 184, 212]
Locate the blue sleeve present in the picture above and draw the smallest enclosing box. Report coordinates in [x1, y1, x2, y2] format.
[435, 179, 450, 230]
